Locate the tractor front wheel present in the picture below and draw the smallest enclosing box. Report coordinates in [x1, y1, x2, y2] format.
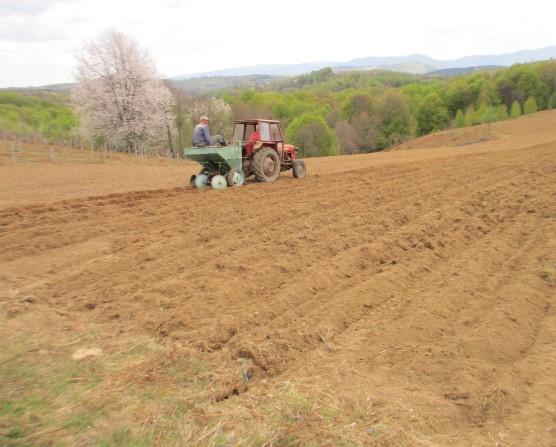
[292, 160, 307, 179]
[253, 147, 281, 183]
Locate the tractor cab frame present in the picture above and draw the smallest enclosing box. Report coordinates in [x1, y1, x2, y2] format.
[233, 119, 293, 159]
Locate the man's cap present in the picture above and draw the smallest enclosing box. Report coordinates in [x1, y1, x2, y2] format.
[200, 115, 209, 121]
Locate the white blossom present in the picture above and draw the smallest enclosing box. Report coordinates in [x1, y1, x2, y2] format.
[72, 29, 174, 154]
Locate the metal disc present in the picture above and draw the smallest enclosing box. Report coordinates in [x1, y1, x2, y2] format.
[194, 173, 209, 189]
[211, 175, 228, 190]
[230, 170, 245, 187]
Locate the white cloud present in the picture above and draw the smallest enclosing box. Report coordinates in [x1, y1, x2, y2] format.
[0, 0, 554, 87]
[0, 15, 66, 41]
[0, 0, 68, 15]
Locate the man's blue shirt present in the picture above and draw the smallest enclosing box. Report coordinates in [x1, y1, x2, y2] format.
[193, 123, 211, 146]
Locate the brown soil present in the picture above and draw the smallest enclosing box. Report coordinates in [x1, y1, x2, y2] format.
[1, 110, 555, 446]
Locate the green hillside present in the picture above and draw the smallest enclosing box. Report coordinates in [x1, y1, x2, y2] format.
[2, 61, 555, 157]
[217, 61, 556, 155]
[0, 90, 76, 141]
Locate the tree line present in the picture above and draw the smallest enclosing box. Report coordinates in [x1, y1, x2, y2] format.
[220, 62, 556, 156]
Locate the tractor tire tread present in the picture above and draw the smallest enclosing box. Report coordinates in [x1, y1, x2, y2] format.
[253, 147, 281, 183]
[292, 159, 307, 179]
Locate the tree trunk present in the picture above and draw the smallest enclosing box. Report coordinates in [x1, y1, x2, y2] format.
[167, 124, 176, 158]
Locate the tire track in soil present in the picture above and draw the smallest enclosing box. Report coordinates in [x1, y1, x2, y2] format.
[1, 123, 555, 444]
[2, 145, 552, 343]
[189, 148, 554, 353]
[0, 148, 532, 346]
[280, 201, 555, 444]
[211, 152, 555, 409]
[225, 159, 555, 377]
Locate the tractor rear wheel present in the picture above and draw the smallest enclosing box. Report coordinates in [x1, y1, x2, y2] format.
[292, 160, 307, 179]
[253, 147, 281, 183]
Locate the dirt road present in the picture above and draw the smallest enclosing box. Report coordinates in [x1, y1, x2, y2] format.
[1, 111, 555, 446]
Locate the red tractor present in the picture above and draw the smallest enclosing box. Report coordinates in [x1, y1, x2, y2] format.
[233, 119, 306, 182]
[185, 119, 306, 189]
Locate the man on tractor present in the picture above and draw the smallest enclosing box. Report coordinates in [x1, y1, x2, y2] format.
[192, 115, 212, 147]
[192, 116, 225, 147]
[245, 124, 261, 153]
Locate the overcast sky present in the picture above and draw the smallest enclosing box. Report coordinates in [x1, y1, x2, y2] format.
[0, 0, 554, 87]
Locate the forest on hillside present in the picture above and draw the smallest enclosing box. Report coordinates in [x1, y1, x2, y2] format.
[0, 91, 76, 142]
[1, 60, 555, 157]
[218, 61, 556, 156]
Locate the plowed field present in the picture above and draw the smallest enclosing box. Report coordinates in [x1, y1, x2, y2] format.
[1, 111, 555, 446]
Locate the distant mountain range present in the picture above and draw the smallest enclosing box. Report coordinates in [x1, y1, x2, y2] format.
[6, 46, 555, 94]
[169, 74, 278, 95]
[174, 46, 556, 78]
[425, 65, 504, 77]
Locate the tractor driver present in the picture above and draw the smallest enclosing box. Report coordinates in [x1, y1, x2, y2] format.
[192, 116, 212, 147]
[246, 124, 261, 153]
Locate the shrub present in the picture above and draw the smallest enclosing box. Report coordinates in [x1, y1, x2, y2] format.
[286, 114, 337, 157]
[455, 109, 466, 128]
[523, 96, 538, 114]
[496, 104, 508, 120]
[510, 101, 522, 118]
